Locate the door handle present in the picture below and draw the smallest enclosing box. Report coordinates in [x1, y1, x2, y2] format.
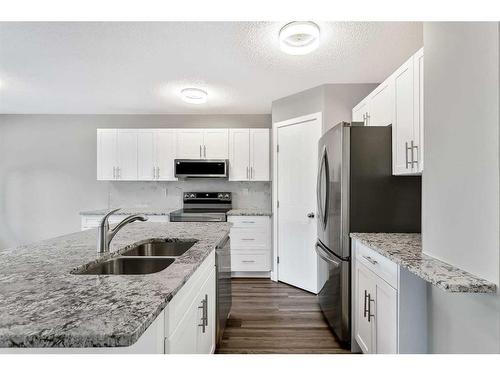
[307, 212, 315, 218]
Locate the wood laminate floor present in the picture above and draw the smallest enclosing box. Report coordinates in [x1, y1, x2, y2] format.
[215, 278, 350, 354]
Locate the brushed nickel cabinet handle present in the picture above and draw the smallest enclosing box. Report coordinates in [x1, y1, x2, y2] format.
[405, 142, 412, 169]
[112, 166, 116, 179]
[364, 290, 368, 318]
[411, 141, 419, 168]
[204, 145, 206, 158]
[199, 145, 202, 158]
[198, 294, 208, 333]
[367, 293, 375, 322]
[241, 260, 255, 263]
[362, 255, 378, 265]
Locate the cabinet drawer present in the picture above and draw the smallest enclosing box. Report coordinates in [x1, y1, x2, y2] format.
[355, 242, 398, 289]
[228, 216, 270, 228]
[231, 252, 270, 272]
[230, 228, 269, 250]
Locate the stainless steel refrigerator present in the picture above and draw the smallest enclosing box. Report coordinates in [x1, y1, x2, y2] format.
[315, 122, 421, 347]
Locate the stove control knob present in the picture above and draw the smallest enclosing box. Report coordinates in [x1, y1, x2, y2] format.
[224, 194, 230, 199]
[184, 194, 189, 199]
[190, 194, 195, 198]
[218, 193, 223, 199]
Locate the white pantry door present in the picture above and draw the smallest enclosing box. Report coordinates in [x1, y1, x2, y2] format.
[276, 114, 321, 293]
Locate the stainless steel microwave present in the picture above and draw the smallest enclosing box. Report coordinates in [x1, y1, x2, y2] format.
[174, 159, 229, 179]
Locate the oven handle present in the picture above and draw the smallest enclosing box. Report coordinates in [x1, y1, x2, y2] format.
[315, 241, 341, 267]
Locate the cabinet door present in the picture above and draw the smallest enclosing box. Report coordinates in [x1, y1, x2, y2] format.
[166, 299, 198, 354]
[393, 56, 415, 175]
[196, 267, 216, 354]
[176, 129, 204, 159]
[355, 261, 375, 354]
[137, 130, 156, 180]
[116, 129, 138, 180]
[413, 48, 424, 173]
[229, 129, 250, 181]
[203, 129, 229, 159]
[155, 129, 176, 180]
[250, 129, 270, 181]
[97, 129, 117, 180]
[352, 98, 369, 124]
[373, 277, 398, 354]
[368, 78, 394, 127]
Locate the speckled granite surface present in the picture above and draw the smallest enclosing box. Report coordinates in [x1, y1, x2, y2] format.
[350, 233, 497, 293]
[79, 207, 178, 216]
[0, 222, 230, 348]
[226, 209, 272, 216]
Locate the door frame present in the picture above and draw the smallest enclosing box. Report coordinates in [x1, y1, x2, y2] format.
[271, 112, 322, 283]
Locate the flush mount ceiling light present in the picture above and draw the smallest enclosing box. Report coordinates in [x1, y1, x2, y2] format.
[180, 88, 208, 104]
[279, 21, 320, 55]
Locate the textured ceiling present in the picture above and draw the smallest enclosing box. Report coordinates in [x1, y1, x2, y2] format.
[0, 22, 422, 114]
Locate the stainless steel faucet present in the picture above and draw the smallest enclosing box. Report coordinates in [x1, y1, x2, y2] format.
[97, 208, 148, 254]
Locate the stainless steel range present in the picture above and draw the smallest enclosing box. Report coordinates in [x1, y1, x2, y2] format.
[169, 192, 232, 222]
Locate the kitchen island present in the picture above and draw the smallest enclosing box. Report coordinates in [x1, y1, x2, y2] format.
[0, 222, 230, 352]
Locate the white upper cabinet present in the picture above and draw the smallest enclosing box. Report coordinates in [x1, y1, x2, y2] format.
[352, 47, 424, 175]
[229, 129, 251, 180]
[137, 130, 156, 180]
[393, 56, 415, 175]
[229, 128, 270, 181]
[98, 127, 266, 181]
[116, 130, 138, 180]
[155, 129, 177, 180]
[97, 129, 137, 181]
[176, 129, 228, 159]
[368, 77, 394, 127]
[203, 129, 229, 159]
[97, 129, 117, 180]
[250, 129, 270, 181]
[137, 129, 177, 181]
[176, 129, 205, 159]
[352, 98, 369, 124]
[413, 47, 424, 173]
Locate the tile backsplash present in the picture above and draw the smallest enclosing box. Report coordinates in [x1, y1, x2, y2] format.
[108, 181, 271, 210]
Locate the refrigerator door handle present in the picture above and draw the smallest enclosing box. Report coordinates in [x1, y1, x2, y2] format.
[315, 241, 340, 267]
[316, 146, 330, 229]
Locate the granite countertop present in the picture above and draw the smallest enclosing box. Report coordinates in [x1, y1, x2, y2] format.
[226, 209, 272, 216]
[350, 233, 497, 293]
[0, 222, 231, 348]
[79, 207, 178, 216]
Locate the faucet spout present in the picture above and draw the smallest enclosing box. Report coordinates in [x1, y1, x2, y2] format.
[97, 209, 149, 254]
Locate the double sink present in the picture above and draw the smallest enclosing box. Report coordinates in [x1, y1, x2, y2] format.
[76, 239, 197, 275]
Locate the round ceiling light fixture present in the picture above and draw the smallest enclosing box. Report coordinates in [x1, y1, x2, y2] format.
[180, 88, 208, 104]
[279, 21, 320, 55]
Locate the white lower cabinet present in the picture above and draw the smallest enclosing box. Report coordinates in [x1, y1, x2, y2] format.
[353, 239, 427, 354]
[228, 215, 271, 275]
[165, 252, 216, 354]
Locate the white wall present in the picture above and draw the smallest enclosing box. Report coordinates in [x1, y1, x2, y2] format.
[271, 84, 377, 134]
[0, 114, 270, 249]
[423, 22, 500, 353]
